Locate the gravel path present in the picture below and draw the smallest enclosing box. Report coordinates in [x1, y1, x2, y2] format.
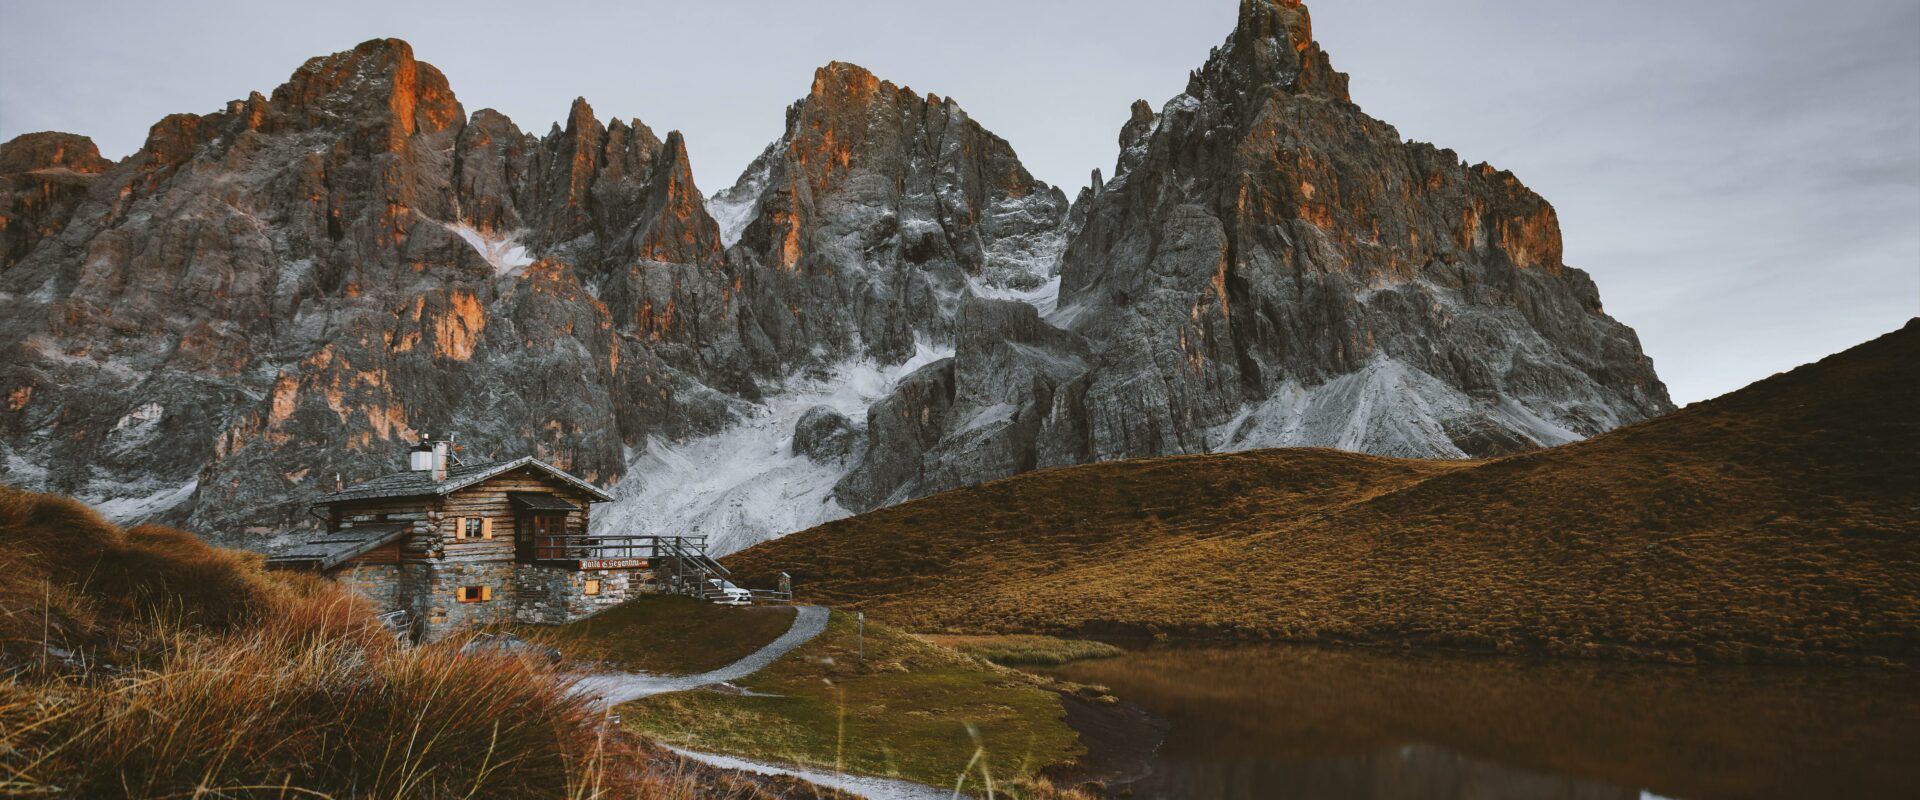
[666, 746, 966, 800]
[574, 604, 829, 706]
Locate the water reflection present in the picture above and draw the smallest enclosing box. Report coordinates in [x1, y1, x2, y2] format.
[1047, 645, 1919, 800]
[1121, 740, 1639, 800]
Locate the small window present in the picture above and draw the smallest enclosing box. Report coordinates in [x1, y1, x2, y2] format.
[583, 579, 601, 596]
[457, 585, 492, 603]
[456, 517, 492, 540]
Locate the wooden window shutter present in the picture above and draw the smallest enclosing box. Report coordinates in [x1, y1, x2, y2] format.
[481, 585, 493, 601]
[481, 518, 494, 540]
[450, 517, 465, 539]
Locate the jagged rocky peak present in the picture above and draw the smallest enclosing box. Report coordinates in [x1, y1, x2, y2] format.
[1113, 99, 1158, 179]
[268, 37, 465, 146]
[716, 59, 1070, 365]
[1052, 0, 1671, 463]
[523, 96, 663, 248]
[629, 130, 724, 265]
[0, 132, 114, 270]
[1192, 0, 1350, 103]
[828, 0, 1674, 514]
[0, 132, 112, 175]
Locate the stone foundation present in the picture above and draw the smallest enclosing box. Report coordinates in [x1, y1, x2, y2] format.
[336, 564, 401, 611]
[332, 559, 660, 641]
[512, 565, 659, 625]
[420, 561, 517, 637]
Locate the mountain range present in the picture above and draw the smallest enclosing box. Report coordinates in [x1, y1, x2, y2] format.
[0, 0, 1669, 552]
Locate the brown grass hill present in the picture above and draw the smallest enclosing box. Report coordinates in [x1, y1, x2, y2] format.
[0, 486, 284, 669]
[0, 486, 834, 798]
[726, 320, 1920, 667]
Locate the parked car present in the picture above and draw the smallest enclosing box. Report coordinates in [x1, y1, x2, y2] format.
[706, 578, 752, 605]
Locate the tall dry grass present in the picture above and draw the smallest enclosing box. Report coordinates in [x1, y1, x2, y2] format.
[0, 486, 802, 799]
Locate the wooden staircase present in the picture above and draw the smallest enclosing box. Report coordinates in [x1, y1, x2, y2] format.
[658, 536, 733, 599]
[656, 536, 792, 604]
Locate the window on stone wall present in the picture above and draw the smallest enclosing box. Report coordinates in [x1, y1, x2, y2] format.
[583, 579, 601, 596]
[457, 585, 492, 603]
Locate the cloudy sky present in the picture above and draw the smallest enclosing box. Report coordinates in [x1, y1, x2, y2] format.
[2, 0, 1915, 405]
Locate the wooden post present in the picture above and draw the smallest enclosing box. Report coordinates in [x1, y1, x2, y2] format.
[856, 611, 865, 665]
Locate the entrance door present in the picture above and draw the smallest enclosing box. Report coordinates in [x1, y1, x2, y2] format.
[521, 512, 568, 561]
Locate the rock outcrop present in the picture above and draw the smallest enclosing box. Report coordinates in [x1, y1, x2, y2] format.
[791, 406, 861, 463]
[1, 3, 1672, 551]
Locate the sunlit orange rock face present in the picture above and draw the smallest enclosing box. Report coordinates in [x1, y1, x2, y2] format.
[268, 37, 463, 148]
[0, 132, 112, 269]
[0, 37, 751, 536]
[631, 132, 722, 266]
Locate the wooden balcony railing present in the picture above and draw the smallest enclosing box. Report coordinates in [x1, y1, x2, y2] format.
[522, 535, 715, 570]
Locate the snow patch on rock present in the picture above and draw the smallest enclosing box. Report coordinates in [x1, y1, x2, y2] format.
[1211, 357, 1588, 459]
[112, 402, 164, 432]
[707, 145, 776, 248]
[87, 479, 198, 524]
[968, 274, 1061, 314]
[104, 402, 167, 456]
[442, 221, 533, 275]
[595, 340, 954, 556]
[2, 448, 48, 485]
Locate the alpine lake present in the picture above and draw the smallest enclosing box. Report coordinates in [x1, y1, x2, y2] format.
[1038, 643, 1918, 800]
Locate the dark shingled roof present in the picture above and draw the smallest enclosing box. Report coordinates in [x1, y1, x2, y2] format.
[510, 492, 580, 511]
[318, 456, 613, 504]
[266, 523, 412, 572]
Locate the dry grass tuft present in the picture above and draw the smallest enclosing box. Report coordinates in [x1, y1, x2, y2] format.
[0, 488, 290, 671]
[728, 320, 1920, 666]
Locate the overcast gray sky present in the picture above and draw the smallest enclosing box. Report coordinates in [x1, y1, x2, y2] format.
[2, 0, 1915, 405]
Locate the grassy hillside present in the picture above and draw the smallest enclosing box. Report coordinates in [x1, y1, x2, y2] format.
[728, 320, 1920, 666]
[0, 486, 819, 799]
